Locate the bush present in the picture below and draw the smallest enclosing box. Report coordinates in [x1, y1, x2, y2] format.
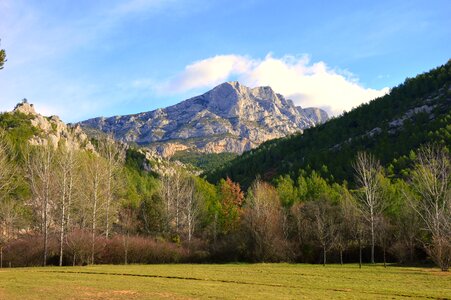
[97, 235, 190, 264]
[3, 234, 59, 267]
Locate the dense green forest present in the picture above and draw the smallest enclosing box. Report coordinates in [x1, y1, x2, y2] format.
[171, 151, 237, 172]
[207, 60, 451, 189]
[0, 61, 449, 271]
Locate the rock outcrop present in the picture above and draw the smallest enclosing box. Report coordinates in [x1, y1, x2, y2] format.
[80, 82, 328, 156]
[13, 101, 95, 152]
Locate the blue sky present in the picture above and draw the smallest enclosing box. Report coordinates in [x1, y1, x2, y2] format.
[0, 0, 450, 122]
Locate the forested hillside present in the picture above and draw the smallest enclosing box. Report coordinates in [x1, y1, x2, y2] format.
[207, 60, 451, 189]
[171, 151, 237, 172]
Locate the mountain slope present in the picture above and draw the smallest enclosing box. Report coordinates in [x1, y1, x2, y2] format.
[79, 82, 328, 156]
[206, 61, 451, 188]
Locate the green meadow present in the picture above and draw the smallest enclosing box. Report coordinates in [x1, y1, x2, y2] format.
[0, 264, 449, 299]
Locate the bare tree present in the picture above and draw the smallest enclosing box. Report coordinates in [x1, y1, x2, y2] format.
[65, 229, 91, 266]
[160, 170, 196, 239]
[99, 136, 125, 239]
[353, 152, 385, 264]
[376, 215, 393, 268]
[55, 146, 79, 266]
[118, 205, 138, 264]
[341, 191, 365, 268]
[390, 200, 421, 264]
[160, 174, 173, 234]
[0, 131, 16, 204]
[27, 143, 56, 266]
[291, 202, 309, 260]
[0, 134, 19, 268]
[244, 180, 287, 262]
[183, 178, 197, 244]
[406, 145, 450, 271]
[83, 153, 108, 264]
[301, 200, 339, 266]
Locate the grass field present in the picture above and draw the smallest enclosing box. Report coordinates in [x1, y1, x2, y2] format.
[0, 264, 449, 299]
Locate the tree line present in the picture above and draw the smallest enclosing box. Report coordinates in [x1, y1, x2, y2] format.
[0, 126, 449, 271]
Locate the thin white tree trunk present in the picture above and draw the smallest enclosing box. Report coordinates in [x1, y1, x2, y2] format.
[59, 171, 67, 267]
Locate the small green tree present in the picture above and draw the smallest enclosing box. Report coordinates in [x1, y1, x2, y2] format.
[275, 175, 297, 207]
[0, 39, 6, 70]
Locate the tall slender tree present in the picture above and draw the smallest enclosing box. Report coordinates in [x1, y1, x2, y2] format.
[99, 136, 125, 239]
[0, 131, 18, 268]
[407, 145, 450, 271]
[244, 180, 286, 262]
[353, 152, 385, 264]
[83, 153, 108, 264]
[27, 143, 56, 266]
[55, 146, 78, 266]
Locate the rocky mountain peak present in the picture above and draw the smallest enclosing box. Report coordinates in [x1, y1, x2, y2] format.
[80, 82, 329, 156]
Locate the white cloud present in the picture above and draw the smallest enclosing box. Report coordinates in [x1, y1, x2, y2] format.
[157, 54, 389, 115]
[161, 55, 253, 92]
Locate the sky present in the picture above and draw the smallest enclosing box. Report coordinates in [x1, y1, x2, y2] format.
[0, 0, 450, 122]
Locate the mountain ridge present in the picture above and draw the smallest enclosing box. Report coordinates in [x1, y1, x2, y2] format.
[79, 81, 328, 156]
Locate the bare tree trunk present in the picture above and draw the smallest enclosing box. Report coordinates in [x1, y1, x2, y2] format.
[123, 233, 129, 265]
[175, 178, 180, 234]
[213, 212, 217, 244]
[370, 213, 375, 264]
[105, 170, 111, 239]
[90, 166, 99, 265]
[161, 175, 173, 234]
[91, 189, 97, 265]
[340, 248, 343, 265]
[323, 246, 326, 266]
[186, 181, 196, 246]
[59, 168, 67, 267]
[359, 237, 362, 269]
[66, 172, 74, 234]
[43, 149, 51, 267]
[100, 137, 125, 239]
[188, 212, 192, 245]
[353, 152, 384, 266]
[27, 145, 54, 267]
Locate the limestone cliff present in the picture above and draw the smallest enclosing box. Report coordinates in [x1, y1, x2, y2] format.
[80, 82, 328, 156]
[13, 101, 95, 152]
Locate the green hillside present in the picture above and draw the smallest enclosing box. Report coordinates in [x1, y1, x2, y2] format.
[207, 60, 451, 188]
[171, 150, 237, 172]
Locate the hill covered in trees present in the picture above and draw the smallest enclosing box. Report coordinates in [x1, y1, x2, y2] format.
[207, 60, 451, 189]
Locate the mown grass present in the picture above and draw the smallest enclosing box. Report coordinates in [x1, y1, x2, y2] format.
[0, 264, 449, 299]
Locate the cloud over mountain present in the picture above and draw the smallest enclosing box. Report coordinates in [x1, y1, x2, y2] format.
[159, 54, 389, 116]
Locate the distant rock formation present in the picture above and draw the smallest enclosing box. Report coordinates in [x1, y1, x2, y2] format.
[80, 82, 328, 156]
[13, 101, 95, 152]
